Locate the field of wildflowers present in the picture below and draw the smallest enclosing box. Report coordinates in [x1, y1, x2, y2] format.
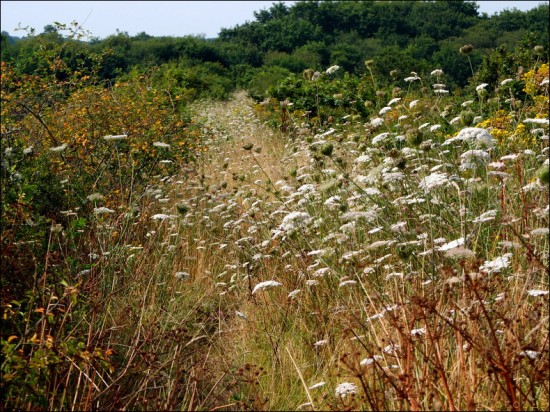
[178, 63, 549, 410]
[1, 29, 549, 411]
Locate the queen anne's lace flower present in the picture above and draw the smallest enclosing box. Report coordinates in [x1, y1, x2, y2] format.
[523, 118, 549, 125]
[335, 382, 357, 398]
[444, 127, 495, 148]
[370, 117, 384, 127]
[308, 382, 326, 390]
[360, 355, 383, 366]
[438, 237, 465, 251]
[94, 207, 115, 215]
[472, 210, 498, 223]
[372, 132, 390, 145]
[152, 214, 175, 220]
[50, 143, 68, 152]
[527, 289, 549, 297]
[280, 211, 312, 231]
[175, 271, 190, 280]
[326, 65, 340, 75]
[419, 172, 448, 192]
[479, 253, 512, 274]
[252, 280, 283, 294]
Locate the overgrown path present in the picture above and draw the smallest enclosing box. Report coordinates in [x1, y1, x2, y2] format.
[191, 91, 293, 194]
[148, 91, 309, 410]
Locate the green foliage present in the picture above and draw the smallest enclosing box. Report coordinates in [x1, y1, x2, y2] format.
[1, 24, 209, 410]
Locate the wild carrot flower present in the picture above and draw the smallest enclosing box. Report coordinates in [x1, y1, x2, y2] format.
[87, 193, 105, 202]
[335, 382, 357, 398]
[445, 247, 476, 259]
[288, 289, 301, 299]
[360, 355, 383, 366]
[235, 311, 249, 320]
[411, 327, 426, 336]
[523, 118, 549, 125]
[404, 75, 420, 82]
[280, 211, 312, 231]
[472, 210, 498, 223]
[530, 228, 549, 236]
[372, 132, 390, 145]
[450, 127, 495, 148]
[419, 172, 448, 192]
[519, 350, 540, 359]
[175, 271, 190, 280]
[326, 65, 340, 75]
[438, 237, 465, 251]
[152, 213, 175, 220]
[309, 382, 326, 390]
[370, 117, 384, 127]
[50, 143, 68, 152]
[94, 206, 115, 215]
[252, 280, 283, 294]
[527, 289, 549, 297]
[479, 253, 512, 274]
[460, 149, 490, 167]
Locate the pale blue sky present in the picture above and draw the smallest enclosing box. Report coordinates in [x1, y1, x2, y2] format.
[1, 1, 547, 39]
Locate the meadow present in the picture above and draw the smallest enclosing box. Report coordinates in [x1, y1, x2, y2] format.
[1, 20, 549, 412]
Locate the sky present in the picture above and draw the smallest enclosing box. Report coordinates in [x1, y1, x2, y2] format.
[1, 1, 548, 40]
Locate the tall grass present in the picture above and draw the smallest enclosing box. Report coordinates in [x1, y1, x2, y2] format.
[2, 58, 548, 410]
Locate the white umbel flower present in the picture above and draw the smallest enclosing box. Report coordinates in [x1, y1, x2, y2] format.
[479, 253, 512, 274]
[175, 271, 190, 280]
[360, 355, 383, 366]
[335, 382, 357, 398]
[419, 172, 448, 192]
[444, 127, 495, 148]
[326, 65, 340, 75]
[94, 207, 115, 215]
[527, 289, 549, 297]
[308, 382, 326, 390]
[438, 237, 465, 251]
[280, 211, 312, 231]
[151, 213, 175, 220]
[50, 143, 68, 152]
[523, 118, 549, 125]
[252, 280, 283, 294]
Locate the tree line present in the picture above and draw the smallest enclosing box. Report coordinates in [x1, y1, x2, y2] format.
[1, 0, 548, 97]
